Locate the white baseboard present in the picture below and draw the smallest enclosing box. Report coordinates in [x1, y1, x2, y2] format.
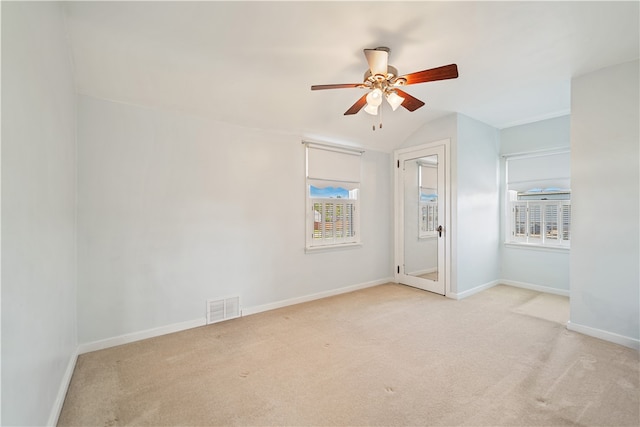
[47, 347, 79, 426]
[567, 321, 640, 350]
[78, 317, 207, 355]
[447, 280, 500, 300]
[77, 278, 394, 354]
[242, 277, 393, 316]
[501, 279, 570, 297]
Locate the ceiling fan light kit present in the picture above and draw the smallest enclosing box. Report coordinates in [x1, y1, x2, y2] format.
[365, 88, 383, 107]
[311, 47, 459, 130]
[364, 103, 379, 116]
[385, 91, 405, 111]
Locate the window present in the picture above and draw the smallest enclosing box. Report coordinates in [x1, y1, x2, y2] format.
[505, 150, 571, 248]
[305, 142, 362, 249]
[420, 198, 438, 237]
[509, 195, 571, 247]
[419, 162, 438, 238]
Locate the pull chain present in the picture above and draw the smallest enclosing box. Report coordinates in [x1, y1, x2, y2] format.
[372, 104, 383, 131]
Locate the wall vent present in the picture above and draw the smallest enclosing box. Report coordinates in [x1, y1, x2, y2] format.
[207, 296, 241, 324]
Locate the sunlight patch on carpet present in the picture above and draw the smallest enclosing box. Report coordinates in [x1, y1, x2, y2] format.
[511, 293, 570, 325]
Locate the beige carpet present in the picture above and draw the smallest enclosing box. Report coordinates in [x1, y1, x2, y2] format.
[58, 284, 639, 426]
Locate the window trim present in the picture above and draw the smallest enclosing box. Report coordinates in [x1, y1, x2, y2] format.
[504, 242, 570, 253]
[304, 241, 363, 253]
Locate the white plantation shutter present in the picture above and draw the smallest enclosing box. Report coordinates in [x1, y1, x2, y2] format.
[419, 202, 438, 237]
[512, 202, 528, 242]
[509, 200, 571, 247]
[345, 203, 355, 237]
[561, 203, 571, 242]
[529, 204, 542, 240]
[310, 199, 357, 246]
[544, 204, 559, 241]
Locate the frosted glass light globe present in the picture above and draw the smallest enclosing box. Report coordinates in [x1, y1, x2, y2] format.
[366, 88, 383, 107]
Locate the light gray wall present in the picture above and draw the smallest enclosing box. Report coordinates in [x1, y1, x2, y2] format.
[500, 116, 571, 155]
[455, 114, 501, 293]
[570, 60, 639, 342]
[500, 116, 571, 291]
[77, 95, 392, 344]
[400, 113, 459, 150]
[1, 3, 78, 425]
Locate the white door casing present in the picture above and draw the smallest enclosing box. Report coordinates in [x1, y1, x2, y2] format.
[394, 140, 451, 295]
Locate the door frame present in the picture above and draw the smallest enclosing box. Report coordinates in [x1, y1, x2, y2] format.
[394, 139, 452, 296]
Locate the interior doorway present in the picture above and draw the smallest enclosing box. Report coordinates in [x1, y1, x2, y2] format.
[394, 140, 451, 295]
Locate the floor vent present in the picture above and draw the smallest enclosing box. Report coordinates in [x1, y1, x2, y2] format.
[207, 296, 241, 324]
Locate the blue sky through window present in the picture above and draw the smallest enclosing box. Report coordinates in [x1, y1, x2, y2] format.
[310, 185, 349, 198]
[420, 192, 438, 202]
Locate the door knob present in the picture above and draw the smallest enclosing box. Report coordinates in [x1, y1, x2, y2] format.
[437, 225, 443, 237]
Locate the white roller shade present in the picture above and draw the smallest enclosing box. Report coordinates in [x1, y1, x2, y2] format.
[506, 151, 570, 192]
[306, 143, 362, 183]
[420, 164, 438, 189]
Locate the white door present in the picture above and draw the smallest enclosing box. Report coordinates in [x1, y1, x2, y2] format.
[395, 141, 449, 295]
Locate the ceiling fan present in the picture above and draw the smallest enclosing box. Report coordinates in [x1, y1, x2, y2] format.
[311, 47, 459, 130]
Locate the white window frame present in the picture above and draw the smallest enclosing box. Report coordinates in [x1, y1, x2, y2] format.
[304, 142, 362, 251]
[504, 149, 571, 250]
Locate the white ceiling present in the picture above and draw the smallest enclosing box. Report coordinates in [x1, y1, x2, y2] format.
[63, 1, 639, 152]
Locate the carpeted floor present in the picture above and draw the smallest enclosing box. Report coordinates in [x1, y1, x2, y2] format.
[58, 284, 639, 426]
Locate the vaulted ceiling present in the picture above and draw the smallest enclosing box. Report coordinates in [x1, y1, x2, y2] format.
[63, 1, 639, 152]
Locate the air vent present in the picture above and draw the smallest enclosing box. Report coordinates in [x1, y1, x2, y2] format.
[207, 296, 241, 324]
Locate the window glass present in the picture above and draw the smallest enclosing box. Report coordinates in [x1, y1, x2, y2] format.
[309, 186, 350, 199]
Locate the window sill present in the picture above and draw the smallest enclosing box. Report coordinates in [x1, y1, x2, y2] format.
[305, 242, 362, 253]
[504, 242, 570, 253]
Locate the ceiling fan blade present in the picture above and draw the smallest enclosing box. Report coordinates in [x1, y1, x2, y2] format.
[344, 94, 368, 115]
[311, 83, 364, 90]
[364, 48, 389, 76]
[399, 64, 458, 85]
[395, 89, 425, 112]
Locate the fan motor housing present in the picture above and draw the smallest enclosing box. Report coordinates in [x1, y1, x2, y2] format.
[364, 65, 399, 84]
